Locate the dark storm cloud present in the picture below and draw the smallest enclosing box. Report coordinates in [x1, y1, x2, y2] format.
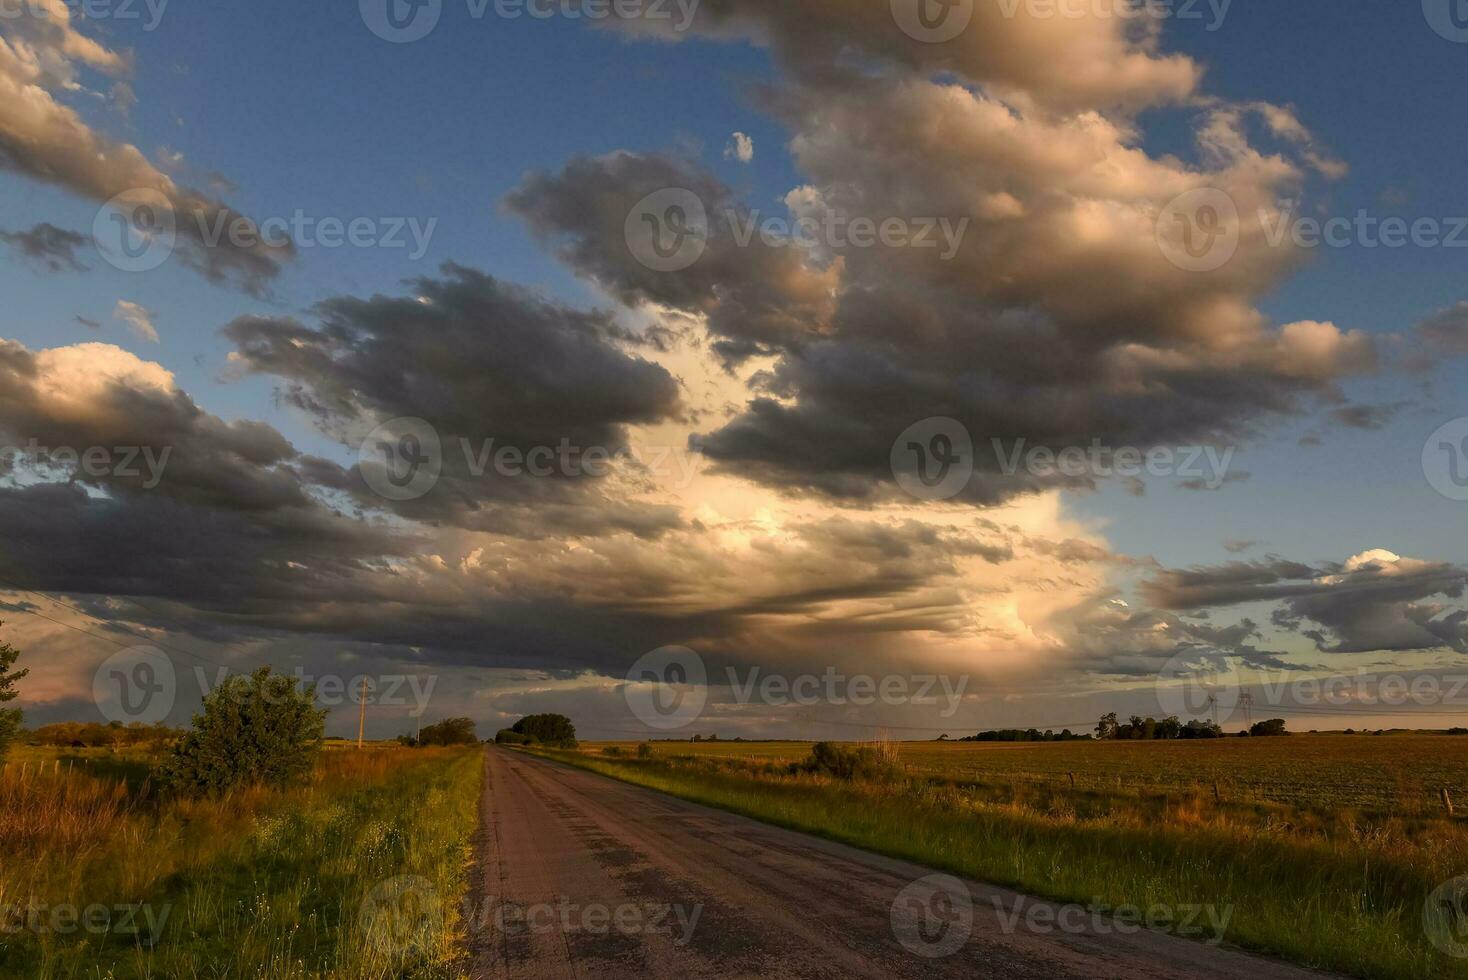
[506, 153, 836, 366]
[0, 223, 88, 273]
[224, 263, 686, 537]
[1142, 553, 1468, 655]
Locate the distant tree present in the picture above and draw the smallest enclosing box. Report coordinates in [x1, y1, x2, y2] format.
[418, 717, 478, 746]
[511, 714, 576, 747]
[159, 667, 326, 794]
[0, 623, 26, 761]
[636, 742, 652, 759]
[1179, 718, 1223, 739]
[495, 728, 533, 745]
[1249, 718, 1289, 737]
[1095, 713, 1118, 740]
[1156, 716, 1182, 740]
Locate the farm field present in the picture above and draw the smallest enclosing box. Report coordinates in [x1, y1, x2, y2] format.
[543, 735, 1468, 980]
[598, 735, 1468, 813]
[0, 743, 481, 980]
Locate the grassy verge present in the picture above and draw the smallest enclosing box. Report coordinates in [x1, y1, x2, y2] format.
[531, 746, 1468, 980]
[0, 744, 483, 979]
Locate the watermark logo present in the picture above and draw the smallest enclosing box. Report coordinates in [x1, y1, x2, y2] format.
[93, 189, 176, 273]
[92, 646, 176, 725]
[359, 417, 443, 502]
[0, 902, 172, 943]
[1154, 651, 1241, 721]
[890, 874, 973, 958]
[891, 0, 973, 43]
[1423, 417, 1468, 502]
[0, 0, 171, 30]
[625, 188, 709, 273]
[360, 876, 443, 956]
[1424, 0, 1468, 42]
[623, 645, 708, 731]
[465, 897, 702, 945]
[1156, 188, 1240, 272]
[892, 418, 974, 501]
[361, 0, 443, 42]
[1426, 877, 1468, 957]
[992, 896, 1232, 944]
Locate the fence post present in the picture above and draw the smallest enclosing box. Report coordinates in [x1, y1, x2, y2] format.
[1442, 787, 1455, 816]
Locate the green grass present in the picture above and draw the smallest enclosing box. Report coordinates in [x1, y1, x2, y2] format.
[0, 744, 483, 979]
[535, 743, 1468, 980]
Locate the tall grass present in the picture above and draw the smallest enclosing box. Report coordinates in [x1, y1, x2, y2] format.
[537, 744, 1468, 980]
[0, 745, 482, 979]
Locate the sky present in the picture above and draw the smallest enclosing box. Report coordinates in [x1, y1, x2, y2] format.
[4, 0, 1468, 739]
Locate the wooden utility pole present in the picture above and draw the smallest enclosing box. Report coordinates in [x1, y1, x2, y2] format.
[357, 676, 368, 748]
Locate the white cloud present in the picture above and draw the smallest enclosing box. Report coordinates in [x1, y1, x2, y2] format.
[724, 131, 754, 163]
[113, 301, 159, 344]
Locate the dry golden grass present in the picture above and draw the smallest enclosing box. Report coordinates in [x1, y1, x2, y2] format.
[0, 744, 482, 979]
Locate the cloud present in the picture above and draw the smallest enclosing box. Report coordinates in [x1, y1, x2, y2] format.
[223, 264, 686, 536]
[0, 5, 292, 292]
[113, 301, 159, 343]
[505, 52, 1372, 506]
[1141, 550, 1468, 655]
[1331, 402, 1407, 430]
[724, 131, 754, 163]
[0, 222, 87, 273]
[1417, 301, 1468, 354]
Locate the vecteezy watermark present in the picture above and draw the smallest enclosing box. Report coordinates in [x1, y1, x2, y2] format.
[890, 875, 973, 958]
[1155, 187, 1241, 272]
[0, 902, 172, 943]
[1154, 651, 1243, 721]
[92, 190, 437, 273]
[991, 896, 1233, 945]
[1427, 877, 1468, 957]
[360, 876, 443, 957]
[624, 645, 709, 731]
[890, 418, 1239, 500]
[890, 0, 974, 43]
[623, 189, 971, 273]
[191, 666, 438, 716]
[359, 0, 701, 44]
[93, 646, 177, 725]
[1423, 0, 1468, 43]
[624, 188, 710, 273]
[993, 439, 1236, 489]
[891, 418, 974, 502]
[1157, 188, 1468, 273]
[622, 646, 968, 731]
[357, 417, 705, 502]
[0, 0, 169, 30]
[1423, 417, 1468, 502]
[726, 210, 969, 262]
[0, 440, 171, 490]
[1156, 653, 1468, 724]
[726, 667, 969, 718]
[991, 0, 1232, 30]
[463, 897, 703, 946]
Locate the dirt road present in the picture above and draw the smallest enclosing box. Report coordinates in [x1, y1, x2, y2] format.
[463, 748, 1340, 979]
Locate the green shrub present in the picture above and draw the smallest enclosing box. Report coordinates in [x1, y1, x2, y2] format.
[795, 741, 899, 781]
[495, 729, 533, 745]
[159, 667, 326, 794]
[636, 742, 653, 759]
[0, 624, 26, 762]
[418, 717, 479, 745]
